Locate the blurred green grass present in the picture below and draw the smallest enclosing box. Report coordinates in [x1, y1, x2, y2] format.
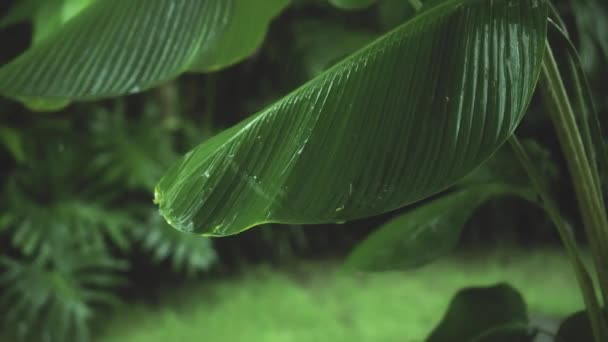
[99, 248, 582, 342]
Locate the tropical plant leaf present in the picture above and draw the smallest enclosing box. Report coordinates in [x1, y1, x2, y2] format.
[0, 0, 40, 29]
[344, 139, 559, 272]
[0, 252, 126, 342]
[343, 184, 515, 271]
[132, 211, 216, 276]
[31, 0, 95, 45]
[546, 19, 608, 203]
[426, 283, 532, 342]
[571, 0, 608, 74]
[0, 0, 288, 108]
[0, 125, 25, 162]
[556, 310, 597, 342]
[88, 104, 179, 191]
[190, 0, 288, 72]
[155, 0, 548, 236]
[0, 118, 139, 257]
[0, 0, 97, 45]
[458, 140, 558, 195]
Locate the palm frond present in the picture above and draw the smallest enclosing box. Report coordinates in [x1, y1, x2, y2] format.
[89, 103, 179, 191]
[132, 210, 216, 276]
[0, 249, 126, 342]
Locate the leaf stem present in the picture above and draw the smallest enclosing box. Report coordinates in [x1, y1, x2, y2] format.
[540, 41, 608, 305]
[509, 136, 607, 342]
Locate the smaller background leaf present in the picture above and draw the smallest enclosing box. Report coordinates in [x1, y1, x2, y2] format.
[0, 250, 126, 342]
[0, 125, 25, 162]
[132, 210, 217, 276]
[556, 310, 597, 342]
[572, 0, 608, 75]
[427, 283, 532, 342]
[458, 141, 558, 194]
[343, 185, 512, 271]
[0, 0, 40, 29]
[0, 0, 289, 108]
[188, 0, 290, 72]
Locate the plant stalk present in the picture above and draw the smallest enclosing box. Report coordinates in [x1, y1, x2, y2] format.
[540, 41, 608, 306]
[509, 137, 607, 341]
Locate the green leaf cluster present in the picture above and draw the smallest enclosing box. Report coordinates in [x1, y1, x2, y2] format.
[0, 0, 606, 340]
[0, 104, 216, 342]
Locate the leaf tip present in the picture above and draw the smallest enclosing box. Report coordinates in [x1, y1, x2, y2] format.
[153, 186, 180, 232]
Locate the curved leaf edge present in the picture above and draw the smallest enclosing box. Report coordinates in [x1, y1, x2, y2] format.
[342, 183, 533, 272]
[155, 0, 548, 236]
[0, 0, 288, 108]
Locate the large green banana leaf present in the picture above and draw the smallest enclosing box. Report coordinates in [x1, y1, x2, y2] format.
[0, 0, 288, 107]
[30, 0, 95, 45]
[155, 0, 548, 236]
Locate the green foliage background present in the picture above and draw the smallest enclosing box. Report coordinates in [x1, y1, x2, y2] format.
[0, 0, 606, 341]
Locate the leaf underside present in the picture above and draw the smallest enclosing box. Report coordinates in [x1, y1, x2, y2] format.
[155, 0, 548, 236]
[0, 0, 288, 107]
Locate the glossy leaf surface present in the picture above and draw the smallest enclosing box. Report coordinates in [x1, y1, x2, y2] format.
[155, 0, 548, 236]
[0, 0, 288, 105]
[31, 0, 95, 45]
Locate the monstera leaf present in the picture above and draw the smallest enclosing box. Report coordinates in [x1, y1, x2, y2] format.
[155, 0, 548, 236]
[0, 0, 288, 108]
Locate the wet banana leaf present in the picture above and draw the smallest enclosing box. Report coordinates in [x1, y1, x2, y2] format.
[0, 0, 288, 108]
[155, 0, 548, 236]
[31, 0, 95, 45]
